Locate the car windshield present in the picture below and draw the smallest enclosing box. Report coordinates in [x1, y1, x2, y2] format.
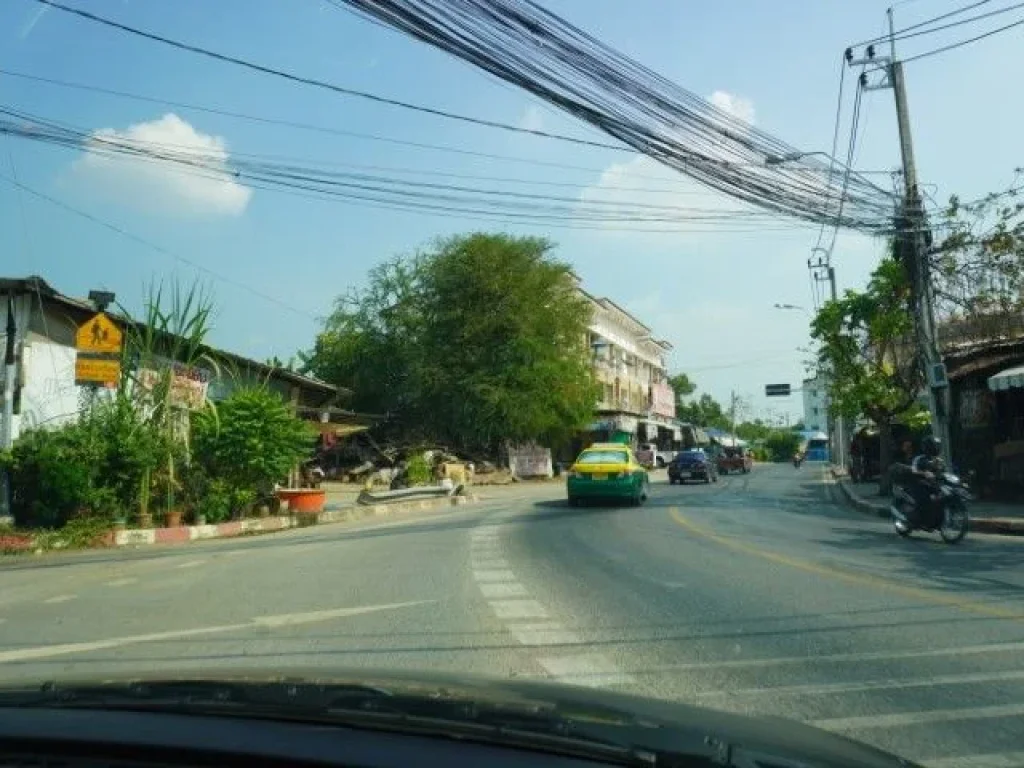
[4, 3, 1018, 767]
[578, 450, 629, 464]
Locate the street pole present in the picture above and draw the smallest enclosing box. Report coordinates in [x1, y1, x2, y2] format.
[848, 14, 951, 466]
[730, 390, 737, 437]
[2, 295, 15, 451]
[826, 264, 847, 469]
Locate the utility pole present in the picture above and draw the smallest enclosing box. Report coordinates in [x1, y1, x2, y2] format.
[730, 390, 737, 437]
[847, 10, 951, 465]
[808, 249, 846, 469]
[2, 295, 15, 451]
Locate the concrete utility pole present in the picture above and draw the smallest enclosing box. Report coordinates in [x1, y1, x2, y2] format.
[2, 295, 16, 451]
[847, 9, 951, 465]
[808, 249, 846, 469]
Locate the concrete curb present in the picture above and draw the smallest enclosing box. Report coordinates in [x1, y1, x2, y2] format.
[829, 467, 1024, 536]
[3, 494, 480, 554]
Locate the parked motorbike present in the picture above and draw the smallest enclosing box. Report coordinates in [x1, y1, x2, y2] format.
[890, 465, 971, 544]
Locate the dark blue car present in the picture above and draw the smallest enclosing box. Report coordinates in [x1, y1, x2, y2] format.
[668, 448, 718, 485]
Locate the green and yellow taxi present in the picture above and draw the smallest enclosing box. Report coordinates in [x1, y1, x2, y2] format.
[566, 443, 650, 507]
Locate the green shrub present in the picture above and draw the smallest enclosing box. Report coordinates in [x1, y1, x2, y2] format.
[765, 430, 802, 462]
[192, 387, 314, 505]
[405, 454, 433, 486]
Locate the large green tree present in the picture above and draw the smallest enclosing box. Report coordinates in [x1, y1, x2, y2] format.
[304, 233, 599, 455]
[811, 256, 922, 490]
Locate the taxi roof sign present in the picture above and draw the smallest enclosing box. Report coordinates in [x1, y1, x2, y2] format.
[76, 312, 123, 355]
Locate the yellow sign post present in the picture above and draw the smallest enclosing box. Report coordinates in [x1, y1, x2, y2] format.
[75, 312, 123, 387]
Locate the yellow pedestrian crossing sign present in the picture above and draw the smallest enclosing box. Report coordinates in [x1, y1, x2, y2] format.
[75, 312, 123, 355]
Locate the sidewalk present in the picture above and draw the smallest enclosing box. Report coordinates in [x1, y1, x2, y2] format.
[1, 492, 480, 555]
[830, 466, 1024, 536]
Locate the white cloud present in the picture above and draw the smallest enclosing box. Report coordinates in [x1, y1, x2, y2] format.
[71, 114, 252, 217]
[577, 153, 747, 235]
[518, 105, 545, 132]
[709, 90, 756, 125]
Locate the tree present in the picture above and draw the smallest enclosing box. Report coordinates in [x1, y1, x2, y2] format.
[304, 233, 599, 455]
[811, 256, 922, 492]
[676, 392, 730, 430]
[668, 373, 696, 402]
[930, 170, 1024, 320]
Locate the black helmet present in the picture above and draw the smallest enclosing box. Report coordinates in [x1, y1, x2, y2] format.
[922, 436, 941, 457]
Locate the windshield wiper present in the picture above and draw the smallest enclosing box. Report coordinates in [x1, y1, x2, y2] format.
[0, 680, 672, 766]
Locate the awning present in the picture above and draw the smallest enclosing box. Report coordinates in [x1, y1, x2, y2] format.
[988, 365, 1024, 392]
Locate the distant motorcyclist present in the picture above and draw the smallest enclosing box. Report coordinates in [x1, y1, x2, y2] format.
[908, 436, 943, 525]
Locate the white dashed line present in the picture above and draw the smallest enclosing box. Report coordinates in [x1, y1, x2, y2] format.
[469, 521, 633, 691]
[508, 622, 581, 647]
[923, 752, 1024, 768]
[43, 595, 76, 604]
[174, 560, 205, 569]
[105, 578, 138, 587]
[538, 654, 635, 688]
[477, 582, 528, 599]
[471, 557, 509, 569]
[489, 599, 549, 620]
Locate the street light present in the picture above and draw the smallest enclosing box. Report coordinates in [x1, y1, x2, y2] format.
[764, 151, 833, 167]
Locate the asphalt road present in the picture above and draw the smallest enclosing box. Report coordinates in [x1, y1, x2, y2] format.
[2, 464, 1023, 766]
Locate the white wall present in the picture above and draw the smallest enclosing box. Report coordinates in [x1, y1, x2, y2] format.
[12, 339, 88, 441]
[802, 376, 828, 432]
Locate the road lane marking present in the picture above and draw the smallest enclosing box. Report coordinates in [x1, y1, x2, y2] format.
[538, 654, 635, 688]
[105, 578, 138, 587]
[668, 507, 1024, 621]
[646, 639, 1024, 671]
[489, 599, 548, 620]
[695, 668, 1024, 699]
[252, 601, 434, 628]
[471, 557, 509, 569]
[43, 595, 75, 604]
[508, 622, 581, 646]
[923, 752, 1024, 768]
[174, 559, 206, 569]
[477, 582, 528, 598]
[0, 600, 435, 664]
[812, 702, 1024, 730]
[473, 569, 516, 583]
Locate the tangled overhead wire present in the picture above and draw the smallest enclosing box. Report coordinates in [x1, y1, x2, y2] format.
[0, 106, 820, 234]
[333, 0, 897, 232]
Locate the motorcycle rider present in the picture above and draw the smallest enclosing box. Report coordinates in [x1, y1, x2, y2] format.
[907, 436, 943, 526]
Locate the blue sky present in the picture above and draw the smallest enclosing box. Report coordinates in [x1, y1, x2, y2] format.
[2, 0, 1022, 423]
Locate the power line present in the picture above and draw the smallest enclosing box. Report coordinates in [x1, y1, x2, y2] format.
[0, 173, 323, 322]
[813, 57, 847, 253]
[2, 105, 831, 231]
[853, 0, 1009, 46]
[331, 0, 897, 231]
[31, 0, 626, 152]
[903, 15, 1024, 61]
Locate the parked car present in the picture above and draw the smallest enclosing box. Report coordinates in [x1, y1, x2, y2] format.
[635, 442, 675, 468]
[668, 448, 718, 484]
[566, 443, 650, 507]
[716, 447, 752, 475]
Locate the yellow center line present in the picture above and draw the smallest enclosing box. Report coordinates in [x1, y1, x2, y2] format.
[668, 507, 1024, 622]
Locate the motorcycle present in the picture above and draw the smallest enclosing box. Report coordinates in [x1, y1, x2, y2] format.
[890, 465, 971, 544]
[793, 453, 803, 469]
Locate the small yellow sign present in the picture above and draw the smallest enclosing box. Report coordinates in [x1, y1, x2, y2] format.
[75, 312, 123, 355]
[75, 356, 121, 387]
